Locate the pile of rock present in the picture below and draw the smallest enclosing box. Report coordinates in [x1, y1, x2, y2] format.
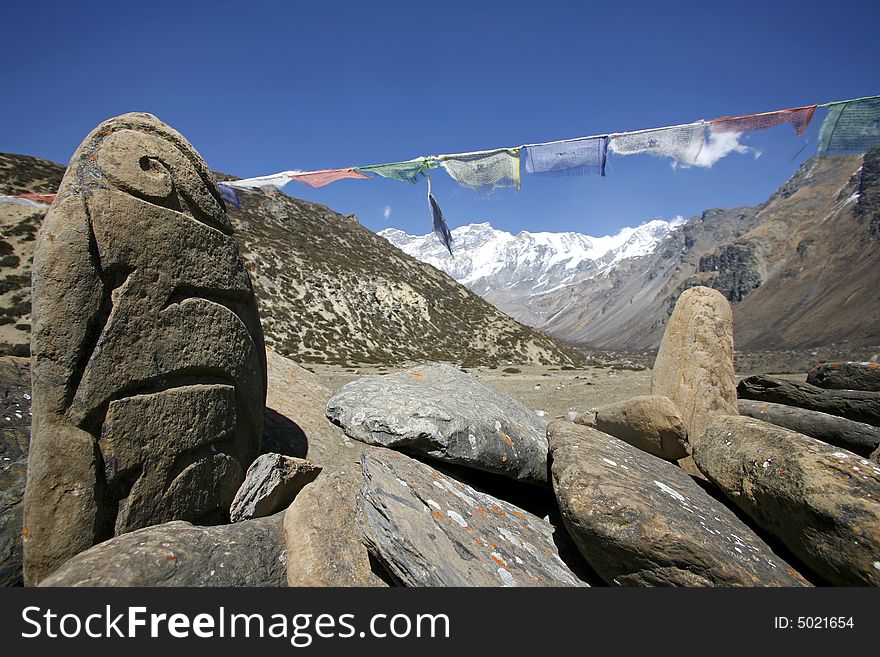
[5, 115, 878, 587]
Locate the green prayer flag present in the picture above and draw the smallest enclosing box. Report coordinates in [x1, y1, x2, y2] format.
[819, 98, 880, 154]
[356, 157, 439, 184]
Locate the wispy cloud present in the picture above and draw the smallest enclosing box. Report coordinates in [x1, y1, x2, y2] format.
[383, 205, 392, 219]
[678, 131, 761, 169]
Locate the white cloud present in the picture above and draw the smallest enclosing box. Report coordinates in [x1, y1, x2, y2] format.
[686, 131, 761, 168]
[383, 205, 392, 219]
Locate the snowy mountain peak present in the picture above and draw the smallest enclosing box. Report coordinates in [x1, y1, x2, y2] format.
[378, 218, 684, 299]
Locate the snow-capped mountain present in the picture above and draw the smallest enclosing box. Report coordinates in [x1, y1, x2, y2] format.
[379, 218, 685, 324]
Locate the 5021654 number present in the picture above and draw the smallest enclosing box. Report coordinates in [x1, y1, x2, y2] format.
[774, 617, 854, 629]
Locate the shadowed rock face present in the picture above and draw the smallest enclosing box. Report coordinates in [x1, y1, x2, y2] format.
[24, 113, 267, 585]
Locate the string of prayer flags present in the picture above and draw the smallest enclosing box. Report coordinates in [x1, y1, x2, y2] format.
[288, 168, 371, 188]
[221, 171, 302, 189]
[439, 148, 521, 193]
[217, 183, 241, 209]
[523, 136, 608, 177]
[609, 122, 706, 166]
[427, 176, 453, 256]
[356, 157, 439, 184]
[0, 194, 55, 207]
[710, 105, 816, 136]
[818, 97, 880, 154]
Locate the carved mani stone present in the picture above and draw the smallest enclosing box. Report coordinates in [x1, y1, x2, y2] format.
[23, 113, 267, 584]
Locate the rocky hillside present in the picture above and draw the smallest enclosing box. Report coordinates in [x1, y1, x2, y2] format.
[0, 153, 582, 366]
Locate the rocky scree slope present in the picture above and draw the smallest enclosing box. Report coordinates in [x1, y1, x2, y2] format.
[0, 152, 582, 367]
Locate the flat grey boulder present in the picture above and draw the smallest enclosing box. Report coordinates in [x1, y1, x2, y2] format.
[358, 448, 585, 587]
[230, 453, 321, 522]
[284, 470, 388, 587]
[40, 514, 286, 587]
[547, 420, 809, 587]
[694, 416, 880, 586]
[327, 364, 549, 484]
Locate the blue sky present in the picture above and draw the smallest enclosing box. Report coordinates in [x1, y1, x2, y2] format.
[3, 0, 879, 238]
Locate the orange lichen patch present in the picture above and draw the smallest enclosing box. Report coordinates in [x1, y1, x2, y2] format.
[501, 454, 508, 463]
[476, 507, 486, 514]
[543, 550, 551, 557]
[535, 576, 542, 583]
[488, 543, 497, 550]
[757, 403, 769, 409]
[409, 371, 425, 376]
[501, 432, 514, 447]
[870, 363, 879, 370]
[22, 527, 29, 538]
[431, 510, 444, 522]
[489, 505, 506, 517]
[491, 554, 508, 568]
[166, 554, 176, 562]
[512, 511, 526, 520]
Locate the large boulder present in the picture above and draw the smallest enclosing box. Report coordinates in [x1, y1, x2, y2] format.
[694, 416, 880, 586]
[40, 514, 286, 587]
[263, 349, 365, 470]
[547, 421, 808, 587]
[807, 361, 880, 392]
[0, 458, 26, 587]
[24, 113, 267, 584]
[577, 395, 689, 461]
[327, 364, 549, 485]
[284, 470, 388, 587]
[230, 453, 321, 522]
[651, 286, 738, 446]
[358, 448, 585, 586]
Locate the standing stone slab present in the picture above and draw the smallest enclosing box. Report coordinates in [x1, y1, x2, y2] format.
[579, 395, 690, 461]
[547, 421, 808, 587]
[24, 113, 267, 584]
[358, 448, 585, 587]
[230, 453, 321, 522]
[284, 470, 387, 587]
[0, 458, 26, 587]
[807, 361, 880, 392]
[651, 286, 738, 446]
[40, 514, 286, 587]
[694, 416, 880, 586]
[327, 364, 549, 485]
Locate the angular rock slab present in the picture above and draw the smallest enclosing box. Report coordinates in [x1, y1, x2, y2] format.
[327, 364, 549, 485]
[807, 361, 880, 392]
[284, 470, 387, 587]
[651, 286, 738, 445]
[25, 113, 267, 584]
[694, 416, 880, 586]
[547, 421, 808, 587]
[40, 514, 286, 587]
[358, 448, 585, 587]
[264, 349, 366, 471]
[581, 395, 690, 461]
[230, 453, 321, 522]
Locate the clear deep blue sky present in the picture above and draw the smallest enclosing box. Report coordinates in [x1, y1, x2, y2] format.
[3, 0, 879, 237]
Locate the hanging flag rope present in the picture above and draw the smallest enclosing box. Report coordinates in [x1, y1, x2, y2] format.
[220, 93, 880, 192]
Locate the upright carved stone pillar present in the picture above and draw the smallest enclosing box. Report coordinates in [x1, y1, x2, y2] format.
[24, 113, 267, 584]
